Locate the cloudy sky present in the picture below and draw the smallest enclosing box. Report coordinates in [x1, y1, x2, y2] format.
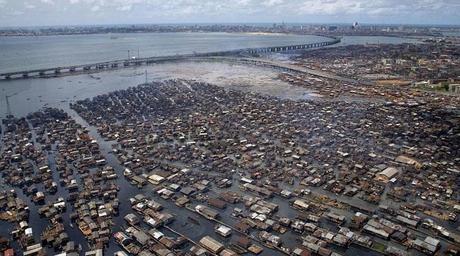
[0, 0, 459, 27]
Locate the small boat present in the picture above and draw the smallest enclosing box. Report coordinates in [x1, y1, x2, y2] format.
[69, 223, 74, 228]
[187, 216, 200, 225]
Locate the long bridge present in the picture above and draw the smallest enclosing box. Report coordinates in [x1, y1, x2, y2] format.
[0, 37, 340, 80]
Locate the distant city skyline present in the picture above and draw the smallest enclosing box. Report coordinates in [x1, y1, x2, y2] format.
[0, 0, 459, 27]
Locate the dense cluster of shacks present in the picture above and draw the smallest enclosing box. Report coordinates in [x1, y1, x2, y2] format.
[62, 78, 460, 256]
[0, 38, 459, 256]
[290, 40, 460, 95]
[0, 109, 118, 255]
[295, 40, 460, 80]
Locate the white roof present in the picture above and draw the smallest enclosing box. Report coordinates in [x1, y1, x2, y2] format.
[25, 227, 33, 236]
[424, 236, 440, 246]
[378, 167, 400, 178]
[216, 225, 232, 235]
[240, 177, 254, 183]
[149, 174, 165, 182]
[151, 230, 164, 240]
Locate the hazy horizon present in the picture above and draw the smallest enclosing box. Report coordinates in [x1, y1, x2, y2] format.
[0, 0, 459, 27]
[1, 22, 460, 30]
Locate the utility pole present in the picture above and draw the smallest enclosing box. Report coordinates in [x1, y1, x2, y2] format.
[4, 91, 18, 118]
[145, 70, 148, 84]
[137, 48, 140, 59]
[128, 50, 130, 59]
[5, 95, 11, 117]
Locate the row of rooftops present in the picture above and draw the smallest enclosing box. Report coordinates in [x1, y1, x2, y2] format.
[65, 79, 460, 255]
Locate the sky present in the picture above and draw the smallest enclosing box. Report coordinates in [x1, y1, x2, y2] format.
[0, 0, 459, 27]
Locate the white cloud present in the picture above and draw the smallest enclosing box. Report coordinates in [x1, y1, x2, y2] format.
[2, 0, 460, 26]
[236, 0, 251, 6]
[25, 3, 35, 8]
[40, 0, 54, 4]
[298, 0, 364, 15]
[117, 5, 132, 11]
[263, 0, 284, 7]
[12, 10, 25, 15]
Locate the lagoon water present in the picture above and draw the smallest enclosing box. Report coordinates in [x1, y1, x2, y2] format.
[0, 32, 419, 255]
[0, 32, 329, 73]
[0, 33, 419, 119]
[0, 32, 420, 74]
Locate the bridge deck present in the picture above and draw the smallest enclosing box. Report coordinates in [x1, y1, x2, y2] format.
[0, 37, 340, 79]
